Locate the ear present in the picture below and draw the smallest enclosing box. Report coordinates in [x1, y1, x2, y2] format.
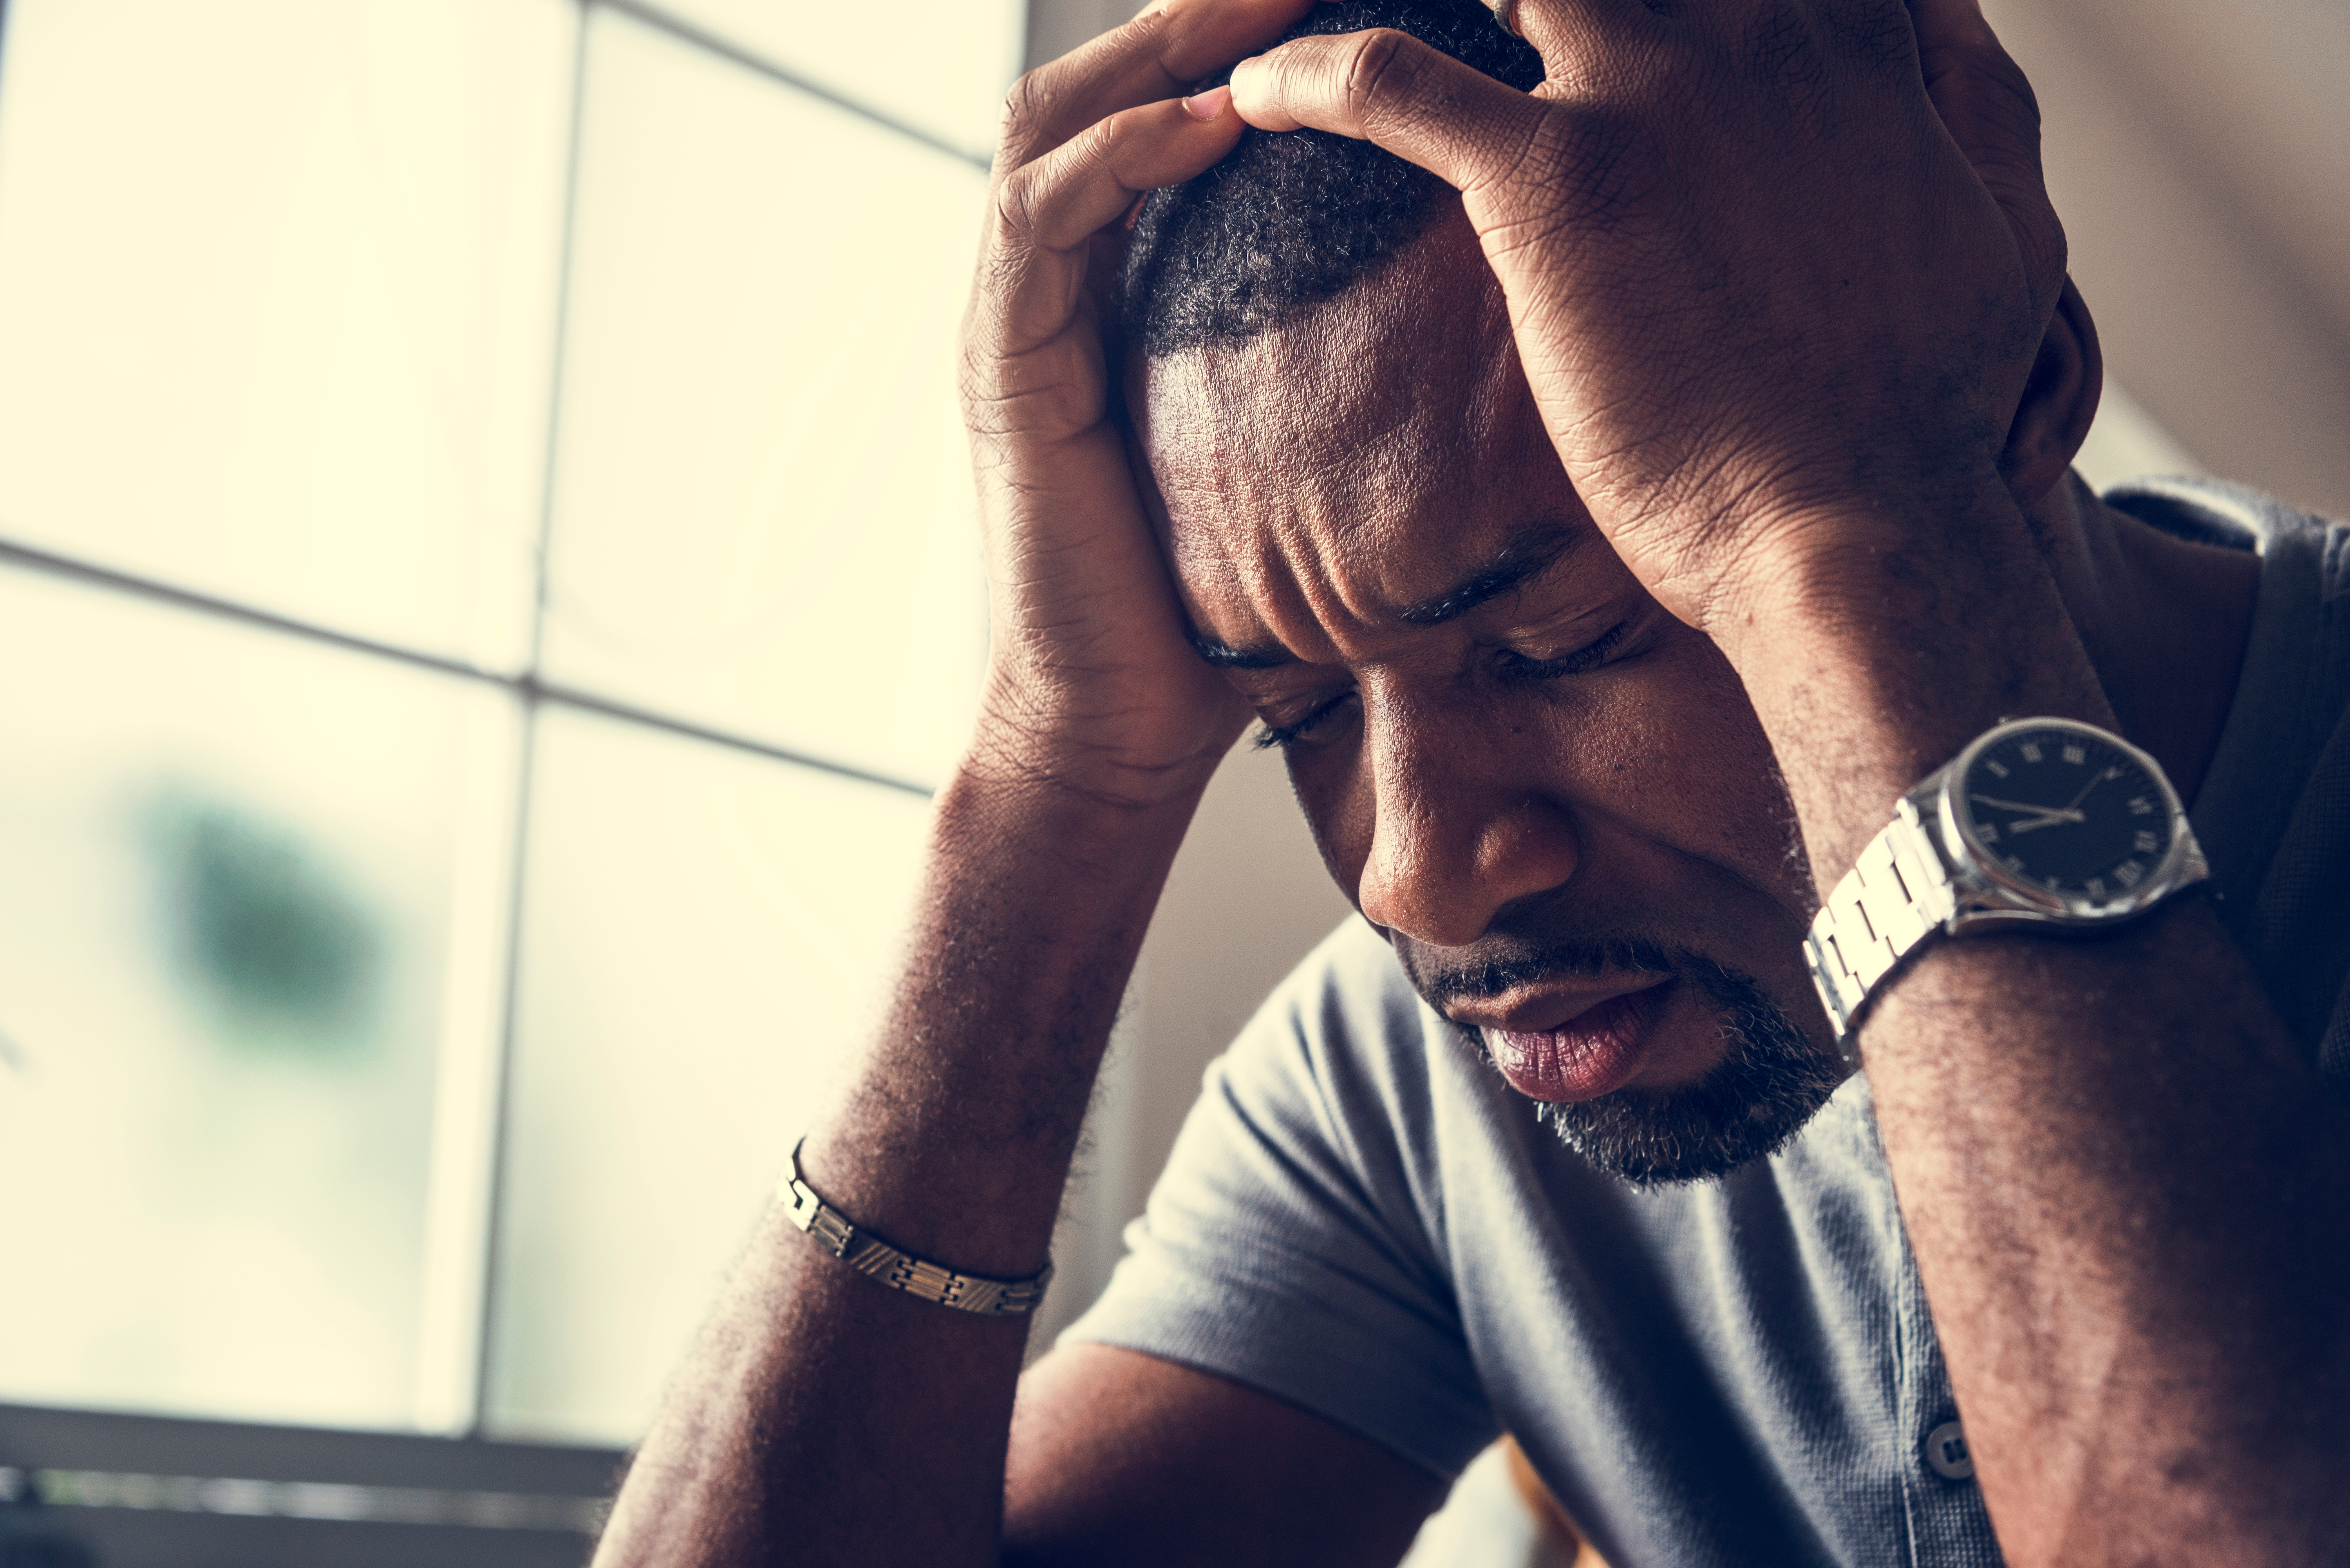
[2001, 275, 2104, 507]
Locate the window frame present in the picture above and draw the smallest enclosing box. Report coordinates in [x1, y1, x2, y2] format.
[0, 0, 1112, 1555]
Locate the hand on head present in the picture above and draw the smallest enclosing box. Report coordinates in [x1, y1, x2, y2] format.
[959, 0, 1315, 804]
[964, 0, 2080, 793]
[1218, 0, 2069, 631]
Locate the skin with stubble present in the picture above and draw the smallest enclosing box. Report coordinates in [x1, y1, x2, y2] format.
[589, 2, 2350, 1564]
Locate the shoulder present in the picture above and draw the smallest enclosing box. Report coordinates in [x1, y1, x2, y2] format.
[2112, 478, 2350, 1078]
[1244, 916, 1432, 1077]
[1207, 914, 1455, 1194]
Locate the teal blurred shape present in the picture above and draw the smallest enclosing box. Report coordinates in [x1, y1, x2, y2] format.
[141, 789, 383, 1057]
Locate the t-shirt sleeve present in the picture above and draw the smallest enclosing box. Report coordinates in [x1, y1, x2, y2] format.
[1059, 919, 1500, 1480]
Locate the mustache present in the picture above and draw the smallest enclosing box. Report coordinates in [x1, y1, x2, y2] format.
[1408, 934, 1692, 1012]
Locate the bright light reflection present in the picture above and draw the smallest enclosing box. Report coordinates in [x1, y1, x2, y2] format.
[0, 0, 573, 670]
[645, 0, 1023, 158]
[485, 706, 933, 1445]
[541, 7, 989, 788]
[0, 0, 1010, 1443]
[0, 565, 507, 1429]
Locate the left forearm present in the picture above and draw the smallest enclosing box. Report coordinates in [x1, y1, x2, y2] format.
[1724, 486, 2350, 1563]
[1867, 904, 2350, 1563]
[1711, 475, 2112, 883]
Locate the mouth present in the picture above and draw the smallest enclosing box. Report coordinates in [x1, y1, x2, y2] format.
[1450, 974, 1674, 1103]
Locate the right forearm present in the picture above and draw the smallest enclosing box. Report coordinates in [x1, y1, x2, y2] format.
[597, 0, 1292, 1549]
[594, 748, 1217, 1567]
[805, 750, 1217, 1273]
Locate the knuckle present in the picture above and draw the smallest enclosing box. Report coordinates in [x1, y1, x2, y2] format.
[1341, 28, 1421, 120]
[993, 162, 1047, 242]
[1827, 0, 1918, 70]
[1001, 69, 1047, 135]
[997, 69, 1059, 167]
[990, 117, 1116, 252]
[1981, 52, 2045, 133]
[997, 4, 1175, 170]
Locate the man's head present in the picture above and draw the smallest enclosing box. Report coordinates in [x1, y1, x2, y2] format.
[1121, 0, 1931, 1184]
[1129, 197, 1845, 1184]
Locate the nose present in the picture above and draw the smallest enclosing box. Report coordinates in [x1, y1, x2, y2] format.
[1353, 699, 1580, 948]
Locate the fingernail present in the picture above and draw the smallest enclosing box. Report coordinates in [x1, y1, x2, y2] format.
[1182, 83, 1232, 121]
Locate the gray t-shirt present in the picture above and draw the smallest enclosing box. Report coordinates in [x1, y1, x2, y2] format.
[1066, 479, 2350, 1567]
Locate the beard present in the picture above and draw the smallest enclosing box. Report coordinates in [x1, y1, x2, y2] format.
[1421, 938, 1844, 1189]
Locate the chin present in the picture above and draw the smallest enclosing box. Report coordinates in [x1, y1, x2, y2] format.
[1515, 962, 1844, 1188]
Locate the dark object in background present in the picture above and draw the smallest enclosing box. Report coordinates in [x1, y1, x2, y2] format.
[0, 1484, 101, 1568]
[0, 1403, 620, 1568]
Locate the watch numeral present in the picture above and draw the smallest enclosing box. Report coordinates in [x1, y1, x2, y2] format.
[1976, 821, 2001, 844]
[2128, 796, 2155, 815]
[2062, 744, 2086, 765]
[2133, 830, 2159, 854]
[2115, 861, 2146, 889]
[2087, 877, 2108, 898]
[2021, 742, 2044, 763]
[2005, 854, 2026, 872]
[1985, 760, 2010, 779]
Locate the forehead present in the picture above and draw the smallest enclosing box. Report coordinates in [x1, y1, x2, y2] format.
[1130, 214, 1589, 650]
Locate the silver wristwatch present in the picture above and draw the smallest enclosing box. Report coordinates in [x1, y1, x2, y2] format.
[1804, 716, 2210, 1058]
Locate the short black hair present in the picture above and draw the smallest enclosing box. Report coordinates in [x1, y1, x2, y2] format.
[1120, 0, 1542, 359]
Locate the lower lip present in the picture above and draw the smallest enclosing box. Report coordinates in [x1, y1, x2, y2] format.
[1487, 986, 1664, 1102]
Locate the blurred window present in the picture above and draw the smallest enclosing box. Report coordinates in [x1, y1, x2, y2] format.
[0, 0, 999, 1460]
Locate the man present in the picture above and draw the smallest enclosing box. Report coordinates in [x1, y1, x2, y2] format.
[596, 0, 2350, 1563]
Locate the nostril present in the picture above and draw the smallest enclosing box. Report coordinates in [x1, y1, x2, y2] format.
[1358, 851, 1493, 952]
[1361, 813, 1582, 950]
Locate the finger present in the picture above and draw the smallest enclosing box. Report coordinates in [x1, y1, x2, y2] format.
[998, 0, 1313, 176]
[1227, 28, 1548, 197]
[981, 94, 1248, 356]
[1002, 92, 1246, 259]
[1907, 0, 2066, 315]
[1500, 0, 1664, 76]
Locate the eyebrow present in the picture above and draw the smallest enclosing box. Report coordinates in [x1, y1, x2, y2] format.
[1187, 522, 1588, 669]
[1397, 524, 1583, 625]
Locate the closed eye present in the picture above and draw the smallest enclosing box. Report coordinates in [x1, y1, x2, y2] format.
[1251, 622, 1632, 752]
[1494, 620, 1630, 681]
[1251, 689, 1358, 752]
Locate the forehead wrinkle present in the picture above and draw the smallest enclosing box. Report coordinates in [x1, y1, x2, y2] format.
[1397, 522, 1587, 626]
[1227, 373, 1531, 651]
[1140, 207, 1584, 664]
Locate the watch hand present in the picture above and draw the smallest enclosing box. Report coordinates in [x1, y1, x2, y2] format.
[2005, 816, 2075, 835]
[2061, 770, 2108, 814]
[1969, 794, 2086, 822]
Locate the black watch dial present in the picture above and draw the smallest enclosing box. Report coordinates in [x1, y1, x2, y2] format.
[1956, 725, 2175, 903]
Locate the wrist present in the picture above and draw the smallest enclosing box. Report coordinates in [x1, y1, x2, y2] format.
[964, 677, 1244, 816]
[807, 744, 1219, 1275]
[1704, 491, 2113, 884]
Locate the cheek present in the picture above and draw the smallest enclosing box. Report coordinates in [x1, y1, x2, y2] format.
[1280, 632, 1807, 915]
[1583, 635, 1808, 908]
[1286, 744, 1374, 898]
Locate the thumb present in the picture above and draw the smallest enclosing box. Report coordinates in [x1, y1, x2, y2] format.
[1909, 0, 2067, 319]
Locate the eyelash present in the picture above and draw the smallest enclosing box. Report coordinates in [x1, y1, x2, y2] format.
[1250, 620, 1632, 752]
[1492, 620, 1631, 682]
[1251, 692, 1354, 752]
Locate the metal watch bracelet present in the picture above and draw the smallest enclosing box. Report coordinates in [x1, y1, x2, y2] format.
[1805, 717, 2210, 1060]
[777, 1139, 1053, 1318]
[1806, 798, 1954, 1059]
